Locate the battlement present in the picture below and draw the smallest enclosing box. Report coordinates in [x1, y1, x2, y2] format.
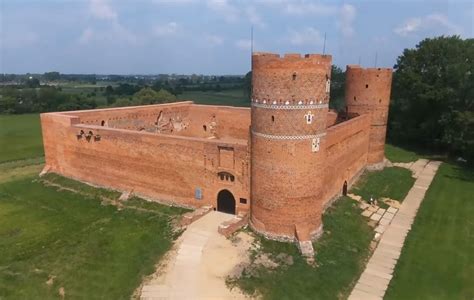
[252, 52, 332, 69]
[346, 65, 392, 77]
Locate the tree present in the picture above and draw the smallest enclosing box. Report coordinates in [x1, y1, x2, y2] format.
[243, 71, 251, 100]
[43, 71, 60, 81]
[25, 77, 40, 88]
[389, 35, 474, 161]
[329, 65, 345, 111]
[132, 87, 176, 105]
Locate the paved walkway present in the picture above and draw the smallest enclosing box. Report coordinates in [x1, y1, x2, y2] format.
[349, 160, 441, 300]
[140, 211, 251, 300]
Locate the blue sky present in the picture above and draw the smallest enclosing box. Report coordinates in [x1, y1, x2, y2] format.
[1, 0, 473, 74]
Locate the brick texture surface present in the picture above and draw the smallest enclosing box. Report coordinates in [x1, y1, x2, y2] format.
[40, 53, 393, 243]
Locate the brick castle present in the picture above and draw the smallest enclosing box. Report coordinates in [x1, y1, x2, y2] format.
[41, 52, 392, 246]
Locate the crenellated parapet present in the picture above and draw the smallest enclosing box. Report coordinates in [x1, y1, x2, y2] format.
[252, 52, 332, 103]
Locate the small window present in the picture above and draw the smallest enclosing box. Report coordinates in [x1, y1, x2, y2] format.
[354, 96, 357, 101]
[271, 115, 275, 122]
[239, 198, 247, 204]
[101, 120, 105, 126]
[203, 125, 207, 131]
[366, 84, 369, 88]
[292, 72, 297, 80]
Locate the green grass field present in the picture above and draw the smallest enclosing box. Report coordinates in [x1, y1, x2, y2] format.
[0, 114, 44, 163]
[231, 196, 373, 300]
[179, 89, 249, 107]
[385, 162, 474, 299]
[351, 167, 416, 202]
[0, 113, 189, 299]
[0, 171, 187, 299]
[385, 144, 421, 163]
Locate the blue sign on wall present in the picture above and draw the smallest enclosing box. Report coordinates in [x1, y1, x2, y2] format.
[195, 187, 202, 200]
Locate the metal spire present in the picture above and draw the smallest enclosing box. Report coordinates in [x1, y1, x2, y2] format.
[322, 32, 327, 55]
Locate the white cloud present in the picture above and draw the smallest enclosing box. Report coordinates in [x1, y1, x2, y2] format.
[76, 23, 138, 45]
[207, 0, 240, 22]
[89, 0, 117, 21]
[204, 34, 224, 46]
[153, 0, 197, 4]
[282, 2, 356, 38]
[338, 4, 356, 38]
[153, 22, 179, 36]
[235, 39, 252, 50]
[284, 2, 337, 16]
[394, 13, 462, 37]
[245, 6, 265, 28]
[287, 27, 323, 46]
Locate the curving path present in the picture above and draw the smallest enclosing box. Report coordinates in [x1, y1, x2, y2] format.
[140, 211, 251, 300]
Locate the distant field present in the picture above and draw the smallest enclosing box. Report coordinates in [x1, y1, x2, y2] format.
[179, 89, 249, 107]
[0, 114, 43, 163]
[59, 83, 110, 106]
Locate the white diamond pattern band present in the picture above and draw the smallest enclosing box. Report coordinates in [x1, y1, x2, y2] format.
[251, 130, 326, 140]
[251, 102, 329, 110]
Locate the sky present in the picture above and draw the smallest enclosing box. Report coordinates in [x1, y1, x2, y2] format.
[1, 0, 473, 75]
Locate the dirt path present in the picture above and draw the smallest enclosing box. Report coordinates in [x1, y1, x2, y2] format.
[140, 211, 253, 300]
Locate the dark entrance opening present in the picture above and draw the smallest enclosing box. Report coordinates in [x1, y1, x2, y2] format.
[217, 189, 236, 214]
[343, 181, 348, 196]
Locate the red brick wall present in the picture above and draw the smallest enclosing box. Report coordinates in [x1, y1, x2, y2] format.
[250, 53, 332, 241]
[41, 102, 251, 214]
[323, 114, 371, 205]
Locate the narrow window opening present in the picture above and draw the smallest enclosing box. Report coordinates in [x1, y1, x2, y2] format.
[271, 115, 275, 122]
[101, 120, 105, 126]
[366, 84, 369, 88]
[354, 96, 357, 101]
[292, 72, 297, 80]
[239, 198, 247, 204]
[203, 125, 207, 131]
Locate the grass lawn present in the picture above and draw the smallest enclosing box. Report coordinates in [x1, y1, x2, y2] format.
[0, 114, 44, 163]
[179, 89, 249, 107]
[0, 171, 188, 299]
[385, 144, 421, 163]
[232, 197, 373, 300]
[385, 163, 474, 299]
[351, 167, 415, 202]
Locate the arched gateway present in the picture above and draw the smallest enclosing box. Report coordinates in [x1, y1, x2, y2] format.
[217, 189, 236, 214]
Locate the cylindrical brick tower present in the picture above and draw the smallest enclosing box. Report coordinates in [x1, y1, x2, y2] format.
[250, 52, 332, 242]
[345, 65, 393, 167]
